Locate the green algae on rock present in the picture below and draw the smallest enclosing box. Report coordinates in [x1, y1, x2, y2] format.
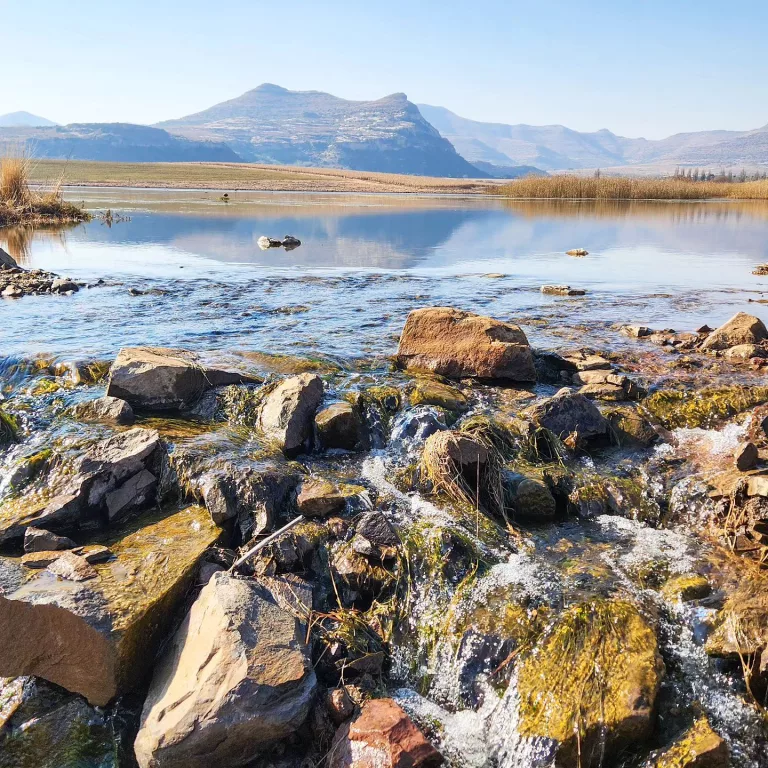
[409, 377, 468, 414]
[644, 385, 768, 429]
[0, 505, 220, 706]
[647, 716, 729, 768]
[516, 599, 664, 767]
[661, 574, 712, 603]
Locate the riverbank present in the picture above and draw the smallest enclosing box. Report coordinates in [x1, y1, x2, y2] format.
[29, 159, 496, 194]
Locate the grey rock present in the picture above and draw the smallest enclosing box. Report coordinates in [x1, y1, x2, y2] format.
[72, 395, 135, 426]
[23, 526, 76, 553]
[258, 374, 324, 456]
[526, 388, 609, 441]
[51, 278, 79, 294]
[316, 401, 367, 451]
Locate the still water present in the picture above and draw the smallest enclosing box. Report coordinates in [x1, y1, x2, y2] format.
[3, 188, 768, 360]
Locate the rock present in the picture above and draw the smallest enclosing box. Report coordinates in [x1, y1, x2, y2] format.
[506, 475, 557, 521]
[134, 572, 316, 768]
[21, 550, 65, 568]
[396, 307, 536, 382]
[0, 505, 219, 706]
[51, 278, 79, 294]
[746, 475, 768, 497]
[390, 407, 447, 444]
[621, 325, 653, 338]
[661, 574, 712, 602]
[257, 236, 282, 249]
[77, 544, 113, 563]
[541, 285, 586, 296]
[297, 478, 346, 518]
[258, 373, 324, 456]
[647, 716, 729, 768]
[1, 285, 22, 298]
[0, 427, 167, 543]
[327, 687, 356, 725]
[566, 248, 588, 256]
[282, 235, 302, 248]
[700, 312, 768, 351]
[23, 526, 75, 553]
[47, 551, 99, 582]
[735, 441, 759, 471]
[526, 388, 609, 441]
[72, 395, 135, 426]
[329, 698, 443, 768]
[724, 343, 765, 360]
[422, 431, 488, 483]
[409, 378, 468, 413]
[561, 351, 612, 371]
[107, 347, 259, 410]
[0, 247, 18, 269]
[316, 401, 367, 451]
[512, 599, 664, 767]
[605, 405, 659, 447]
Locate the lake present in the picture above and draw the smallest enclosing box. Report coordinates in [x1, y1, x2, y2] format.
[2, 188, 768, 360]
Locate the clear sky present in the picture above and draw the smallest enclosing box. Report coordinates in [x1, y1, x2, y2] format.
[1, 0, 766, 139]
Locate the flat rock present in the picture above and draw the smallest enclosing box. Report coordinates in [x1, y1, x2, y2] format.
[258, 373, 324, 456]
[23, 526, 75, 553]
[297, 477, 346, 518]
[134, 572, 316, 768]
[72, 395, 135, 426]
[0, 505, 219, 706]
[107, 347, 259, 410]
[46, 551, 98, 582]
[621, 325, 653, 338]
[700, 312, 768, 351]
[330, 698, 443, 768]
[396, 307, 536, 382]
[409, 377, 468, 412]
[526, 388, 609, 441]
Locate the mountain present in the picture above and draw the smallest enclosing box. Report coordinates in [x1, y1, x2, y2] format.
[0, 123, 241, 162]
[471, 161, 547, 179]
[0, 111, 57, 127]
[418, 104, 767, 171]
[158, 84, 486, 177]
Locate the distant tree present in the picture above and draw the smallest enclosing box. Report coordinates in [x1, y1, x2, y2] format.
[594, 168, 601, 179]
[692, 168, 700, 182]
[686, 168, 693, 179]
[739, 168, 747, 183]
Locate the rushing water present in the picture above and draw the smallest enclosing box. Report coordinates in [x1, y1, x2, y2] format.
[2, 189, 768, 359]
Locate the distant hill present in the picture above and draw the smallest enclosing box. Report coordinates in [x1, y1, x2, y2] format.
[471, 161, 547, 179]
[0, 111, 57, 127]
[0, 123, 241, 162]
[158, 84, 486, 178]
[418, 104, 767, 172]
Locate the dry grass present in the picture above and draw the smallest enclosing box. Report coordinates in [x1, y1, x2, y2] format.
[495, 174, 768, 201]
[0, 152, 90, 227]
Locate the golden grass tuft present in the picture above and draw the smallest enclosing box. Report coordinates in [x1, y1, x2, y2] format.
[494, 174, 768, 201]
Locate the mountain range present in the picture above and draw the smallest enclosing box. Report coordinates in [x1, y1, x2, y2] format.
[1, 85, 766, 175]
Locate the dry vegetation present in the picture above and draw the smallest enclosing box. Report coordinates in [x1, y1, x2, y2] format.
[495, 174, 768, 200]
[28, 159, 494, 194]
[0, 154, 89, 226]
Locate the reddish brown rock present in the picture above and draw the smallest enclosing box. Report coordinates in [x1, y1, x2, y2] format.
[330, 698, 442, 768]
[700, 312, 768, 351]
[396, 307, 536, 382]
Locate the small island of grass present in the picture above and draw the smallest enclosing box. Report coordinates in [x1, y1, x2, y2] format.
[0, 154, 90, 227]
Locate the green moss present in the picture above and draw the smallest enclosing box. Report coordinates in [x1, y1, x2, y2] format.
[30, 378, 63, 396]
[240, 350, 341, 375]
[359, 385, 401, 413]
[0, 409, 18, 444]
[516, 599, 663, 766]
[661, 574, 711, 602]
[650, 716, 728, 768]
[644, 385, 768, 429]
[409, 378, 468, 413]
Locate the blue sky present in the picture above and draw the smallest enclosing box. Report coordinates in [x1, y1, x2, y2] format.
[1, 0, 766, 138]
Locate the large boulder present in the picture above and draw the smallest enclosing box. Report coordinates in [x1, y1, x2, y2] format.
[134, 572, 316, 768]
[107, 347, 259, 410]
[258, 374, 324, 456]
[0, 505, 219, 706]
[396, 307, 536, 382]
[525, 388, 609, 441]
[509, 599, 664, 767]
[0, 427, 168, 542]
[329, 698, 443, 768]
[700, 312, 768, 351]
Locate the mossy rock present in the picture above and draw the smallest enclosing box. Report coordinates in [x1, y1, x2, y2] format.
[705, 574, 768, 657]
[409, 377, 468, 414]
[516, 599, 664, 766]
[0, 409, 18, 445]
[356, 384, 401, 414]
[644, 385, 768, 430]
[604, 405, 658, 447]
[662, 574, 711, 603]
[648, 716, 729, 768]
[240, 350, 341, 375]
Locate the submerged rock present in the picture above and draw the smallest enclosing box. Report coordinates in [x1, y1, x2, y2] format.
[541, 285, 586, 296]
[514, 599, 664, 767]
[0, 505, 219, 706]
[134, 572, 316, 768]
[258, 373, 324, 456]
[107, 347, 259, 410]
[504, 473, 557, 521]
[329, 698, 443, 768]
[72, 395, 135, 426]
[396, 307, 536, 382]
[700, 312, 768, 351]
[526, 388, 609, 442]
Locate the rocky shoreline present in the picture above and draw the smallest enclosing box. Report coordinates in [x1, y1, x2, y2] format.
[0, 307, 767, 767]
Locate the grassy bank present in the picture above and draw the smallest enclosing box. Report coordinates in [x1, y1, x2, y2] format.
[0, 156, 90, 227]
[494, 175, 768, 200]
[28, 160, 494, 194]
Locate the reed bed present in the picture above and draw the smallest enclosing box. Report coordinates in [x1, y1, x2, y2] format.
[494, 175, 768, 201]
